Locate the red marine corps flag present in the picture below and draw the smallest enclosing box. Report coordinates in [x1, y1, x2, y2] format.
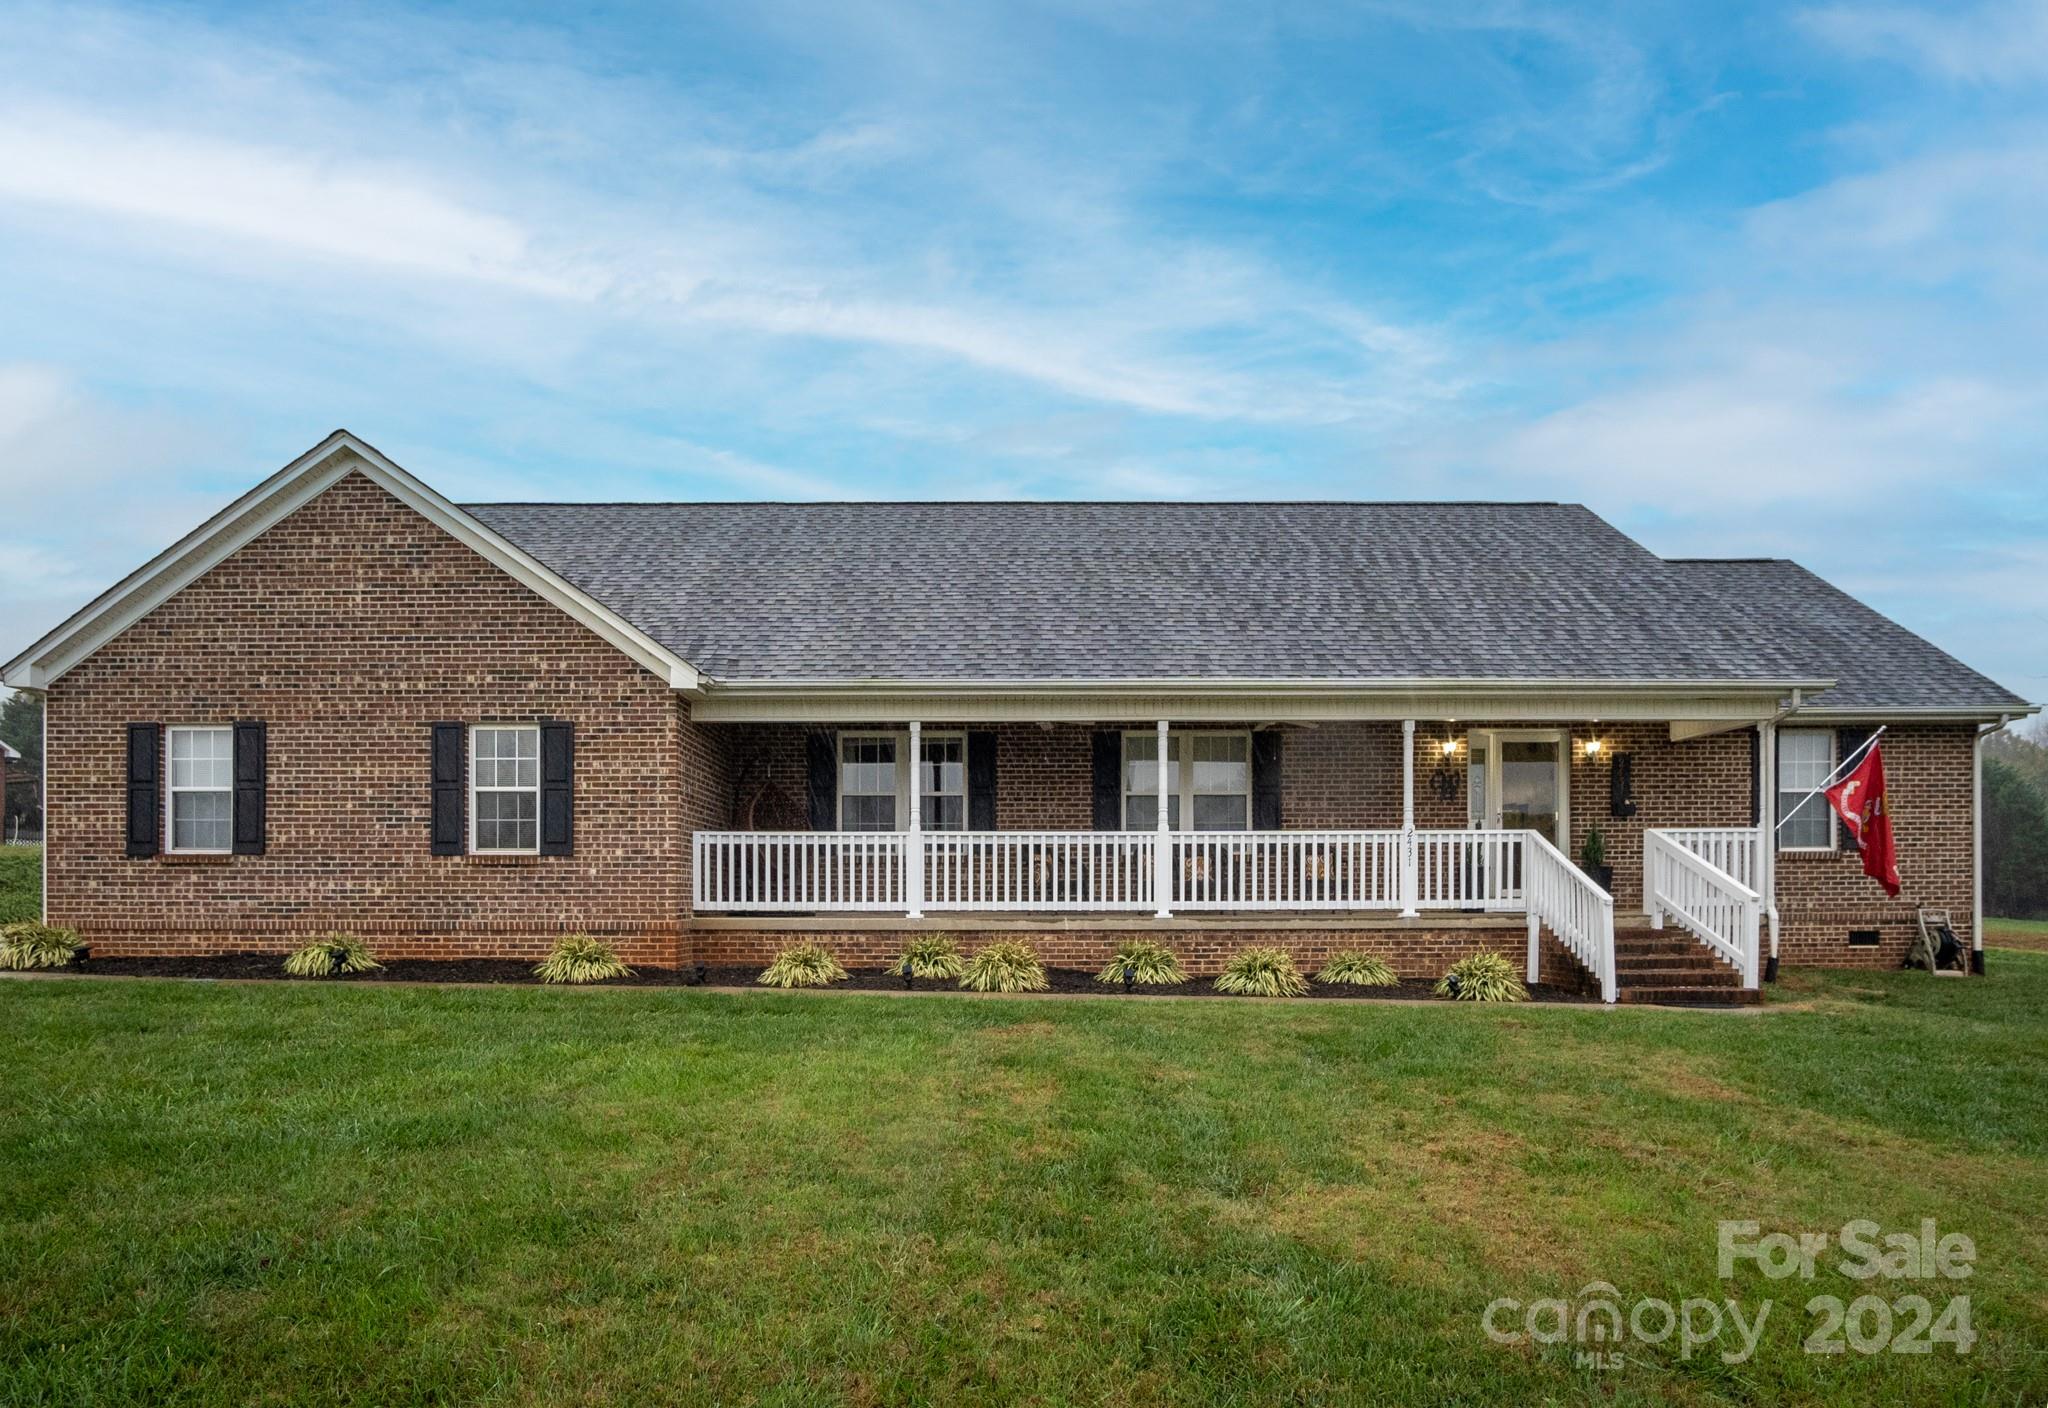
[1824, 742, 1901, 898]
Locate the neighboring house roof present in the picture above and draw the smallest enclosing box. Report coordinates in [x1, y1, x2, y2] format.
[464, 500, 1822, 688]
[0, 741, 18, 762]
[1672, 558, 2032, 716]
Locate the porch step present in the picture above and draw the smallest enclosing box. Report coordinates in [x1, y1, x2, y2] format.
[1616, 965, 1741, 988]
[1548, 926, 1758, 1006]
[1617, 985, 1764, 1006]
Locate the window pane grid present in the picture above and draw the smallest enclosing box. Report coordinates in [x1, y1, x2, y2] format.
[472, 726, 541, 853]
[841, 736, 899, 833]
[1123, 733, 1247, 832]
[167, 726, 233, 853]
[920, 736, 965, 832]
[1778, 731, 1835, 850]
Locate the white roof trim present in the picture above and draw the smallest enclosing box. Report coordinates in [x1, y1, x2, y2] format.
[1, 430, 703, 692]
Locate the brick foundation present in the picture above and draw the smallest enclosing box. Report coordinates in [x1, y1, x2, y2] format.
[687, 920, 1597, 992]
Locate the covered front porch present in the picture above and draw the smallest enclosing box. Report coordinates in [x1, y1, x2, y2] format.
[686, 707, 1786, 1004]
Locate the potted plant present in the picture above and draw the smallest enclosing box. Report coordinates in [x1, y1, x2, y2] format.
[1579, 826, 1614, 894]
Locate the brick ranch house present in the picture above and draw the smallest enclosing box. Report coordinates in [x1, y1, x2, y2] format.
[3, 431, 2034, 1003]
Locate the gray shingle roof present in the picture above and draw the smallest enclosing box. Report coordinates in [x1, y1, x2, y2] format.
[465, 500, 1837, 688]
[1672, 558, 2030, 713]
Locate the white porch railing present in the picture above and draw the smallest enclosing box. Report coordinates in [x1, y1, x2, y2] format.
[695, 825, 1619, 1003]
[1644, 828, 1761, 988]
[1655, 826, 1762, 892]
[924, 831, 1155, 912]
[1523, 830, 1617, 1003]
[1170, 830, 1404, 910]
[692, 832, 909, 912]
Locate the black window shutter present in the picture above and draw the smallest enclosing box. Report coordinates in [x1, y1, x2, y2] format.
[807, 731, 838, 831]
[540, 721, 574, 856]
[431, 723, 466, 855]
[1251, 730, 1283, 830]
[1749, 729, 1762, 827]
[232, 720, 267, 855]
[1836, 727, 1872, 851]
[967, 731, 997, 830]
[1091, 731, 1122, 831]
[125, 723, 160, 858]
[1608, 752, 1637, 819]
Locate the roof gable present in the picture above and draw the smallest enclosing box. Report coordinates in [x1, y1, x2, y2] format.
[2, 432, 701, 691]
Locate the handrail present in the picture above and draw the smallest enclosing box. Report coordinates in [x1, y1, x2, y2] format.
[1523, 829, 1617, 1003]
[1656, 826, 1761, 892]
[1644, 829, 1761, 988]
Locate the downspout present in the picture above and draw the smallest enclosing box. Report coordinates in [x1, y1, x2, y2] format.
[1975, 714, 2014, 975]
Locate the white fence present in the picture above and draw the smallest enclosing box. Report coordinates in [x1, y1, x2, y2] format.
[1645, 828, 1761, 988]
[1523, 830, 1617, 1003]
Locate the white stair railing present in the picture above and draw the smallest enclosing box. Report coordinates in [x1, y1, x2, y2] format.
[1523, 830, 1617, 1003]
[1655, 826, 1761, 891]
[1644, 829, 1761, 988]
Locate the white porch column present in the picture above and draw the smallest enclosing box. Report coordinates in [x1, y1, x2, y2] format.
[1758, 719, 1779, 972]
[1399, 718, 1419, 917]
[905, 720, 924, 919]
[1153, 719, 1173, 918]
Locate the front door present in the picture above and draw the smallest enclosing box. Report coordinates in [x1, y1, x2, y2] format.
[1468, 730, 1569, 849]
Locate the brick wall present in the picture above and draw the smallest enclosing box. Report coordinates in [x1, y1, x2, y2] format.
[47, 470, 697, 965]
[1774, 723, 1975, 967]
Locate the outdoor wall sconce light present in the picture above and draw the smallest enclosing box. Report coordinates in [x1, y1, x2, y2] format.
[1582, 737, 1604, 757]
[1439, 738, 1460, 757]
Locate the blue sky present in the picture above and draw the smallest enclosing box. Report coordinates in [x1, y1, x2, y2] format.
[1, 0, 2043, 706]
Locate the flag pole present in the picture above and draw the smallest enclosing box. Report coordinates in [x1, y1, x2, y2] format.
[1772, 726, 1886, 834]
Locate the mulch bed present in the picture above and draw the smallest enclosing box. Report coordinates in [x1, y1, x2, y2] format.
[28, 953, 1597, 1002]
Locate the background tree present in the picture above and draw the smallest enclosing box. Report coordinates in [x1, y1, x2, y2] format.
[0, 691, 41, 773]
[1985, 758, 2048, 919]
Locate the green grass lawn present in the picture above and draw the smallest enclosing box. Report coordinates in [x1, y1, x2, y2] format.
[0, 845, 39, 924]
[1987, 916, 2048, 953]
[3, 961, 2045, 1405]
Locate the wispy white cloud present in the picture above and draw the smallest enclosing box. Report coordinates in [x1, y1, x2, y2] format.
[1802, 0, 2048, 83]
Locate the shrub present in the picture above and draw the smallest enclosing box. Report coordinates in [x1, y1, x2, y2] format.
[1096, 939, 1184, 987]
[282, 934, 383, 978]
[960, 941, 1049, 993]
[1436, 951, 1529, 1003]
[759, 942, 849, 988]
[534, 935, 633, 985]
[0, 922, 81, 971]
[890, 934, 965, 981]
[1315, 951, 1397, 987]
[1214, 946, 1308, 998]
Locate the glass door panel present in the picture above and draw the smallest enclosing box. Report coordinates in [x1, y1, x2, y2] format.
[1497, 738, 1563, 847]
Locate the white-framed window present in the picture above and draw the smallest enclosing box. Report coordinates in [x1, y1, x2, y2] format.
[166, 725, 233, 854]
[837, 731, 967, 832]
[1778, 729, 1836, 852]
[919, 734, 967, 831]
[471, 724, 540, 854]
[1121, 731, 1251, 832]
